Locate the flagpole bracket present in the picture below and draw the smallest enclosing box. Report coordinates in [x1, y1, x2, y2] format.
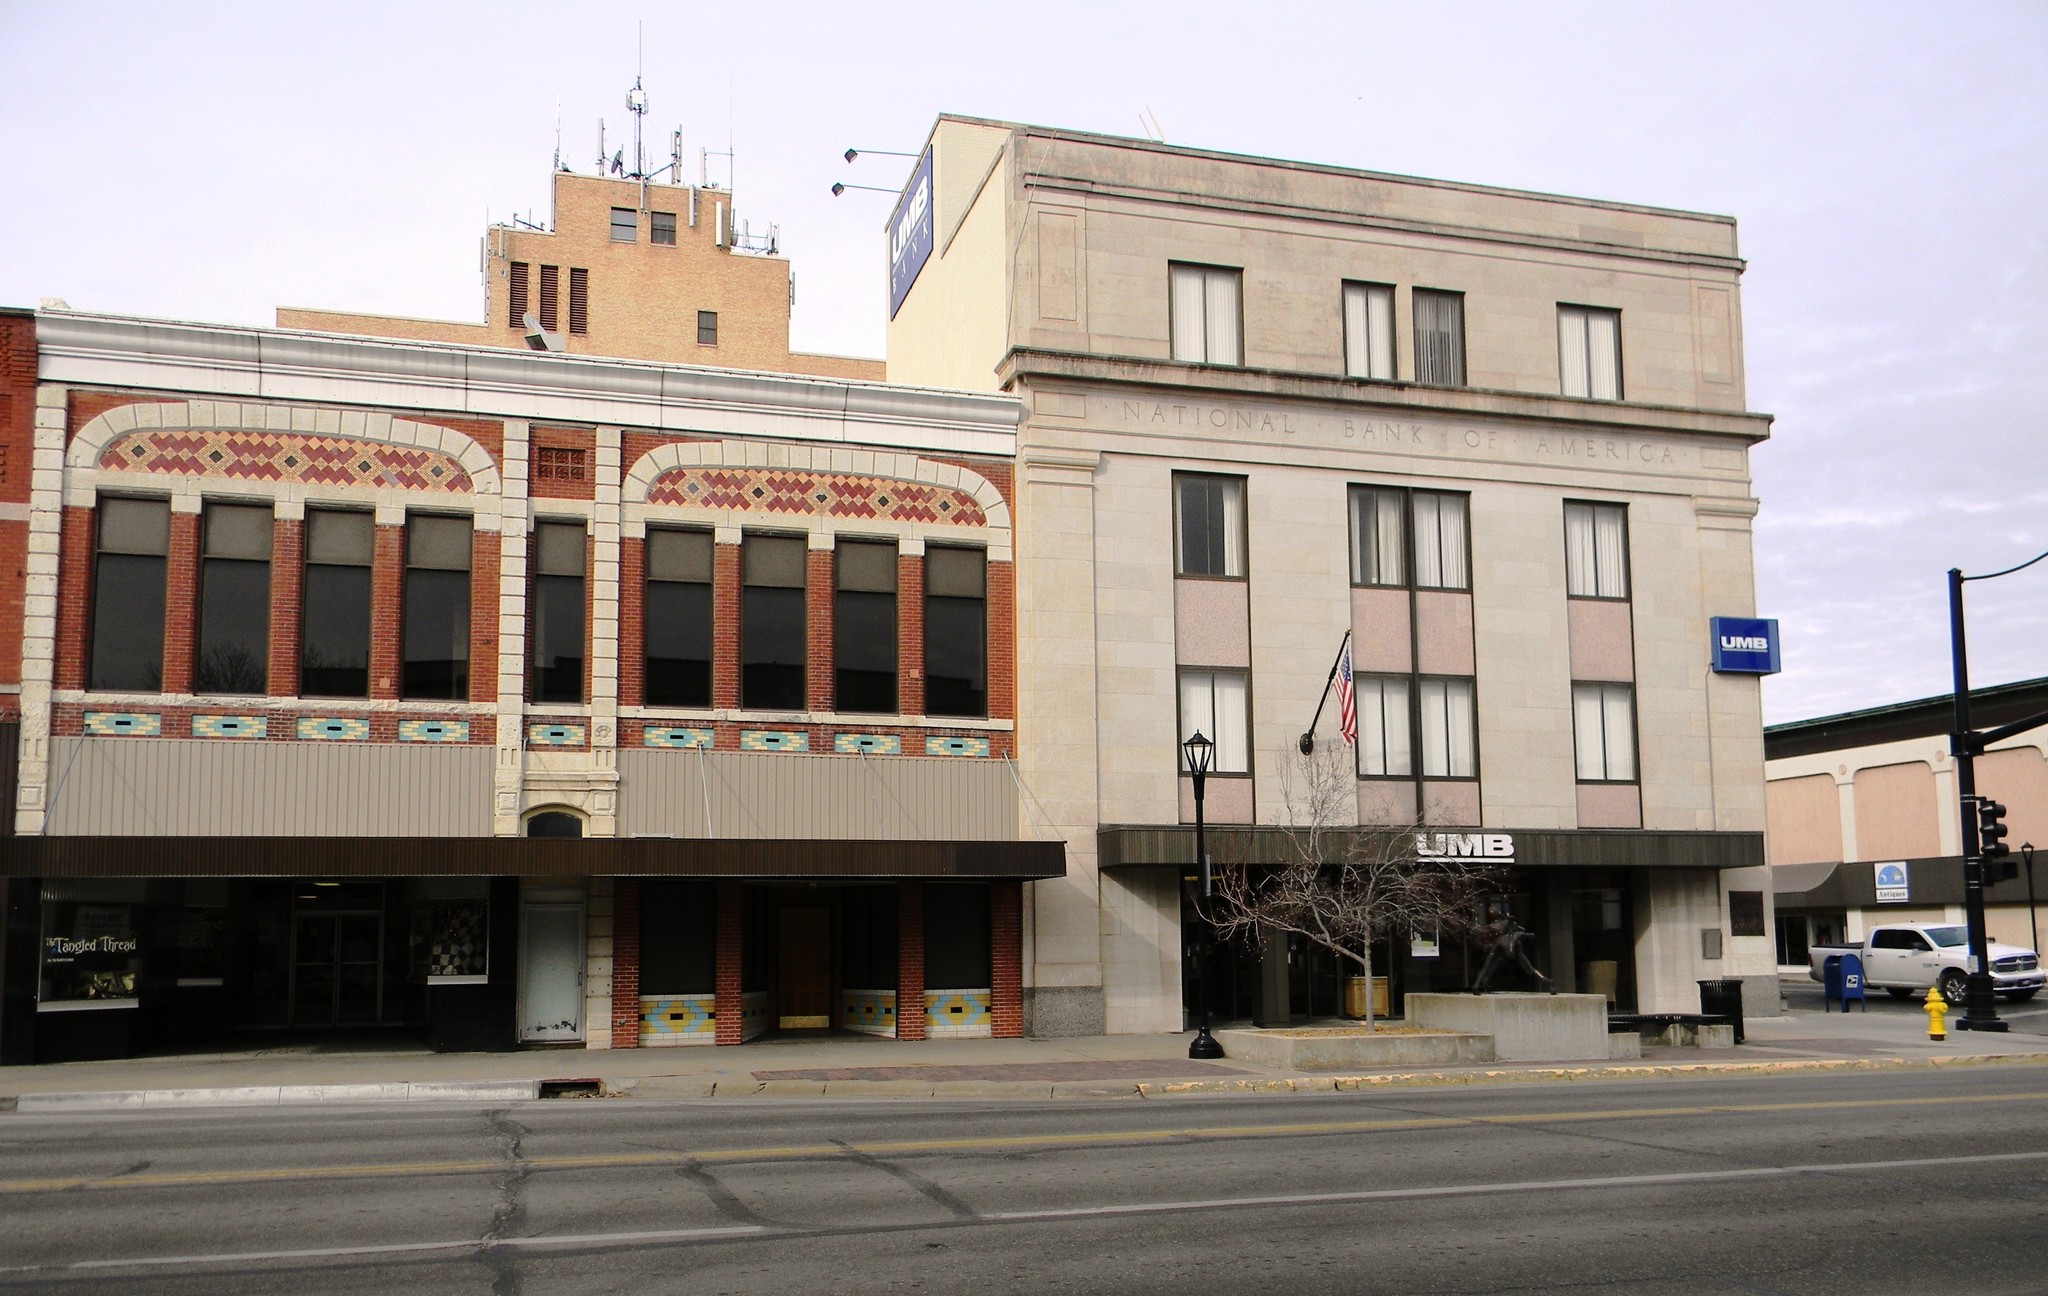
[1298, 733, 1315, 755]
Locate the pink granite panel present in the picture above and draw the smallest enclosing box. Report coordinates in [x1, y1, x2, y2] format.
[1568, 599, 1635, 683]
[1175, 578, 1250, 668]
[1350, 587, 1411, 674]
[1415, 591, 1474, 676]
[1181, 774, 1254, 825]
[1422, 781, 1480, 826]
[1357, 780, 1417, 826]
[1577, 782, 1643, 828]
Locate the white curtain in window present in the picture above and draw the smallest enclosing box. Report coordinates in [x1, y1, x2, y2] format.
[1565, 503, 1598, 596]
[1204, 269, 1241, 365]
[1573, 683, 1635, 780]
[1171, 265, 1208, 362]
[1419, 678, 1475, 778]
[1586, 308, 1621, 399]
[1357, 676, 1412, 776]
[1218, 478, 1245, 578]
[1352, 488, 1405, 585]
[1414, 290, 1464, 385]
[1180, 670, 1250, 774]
[1593, 504, 1627, 598]
[1559, 307, 1591, 398]
[1343, 283, 1395, 380]
[1412, 493, 1468, 590]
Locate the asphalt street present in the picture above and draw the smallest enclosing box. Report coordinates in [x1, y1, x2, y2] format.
[4, 1066, 2047, 1295]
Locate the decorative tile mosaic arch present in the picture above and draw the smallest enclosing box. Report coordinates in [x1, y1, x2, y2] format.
[646, 467, 986, 526]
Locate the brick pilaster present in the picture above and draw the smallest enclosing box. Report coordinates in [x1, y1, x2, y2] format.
[991, 880, 1023, 1038]
[618, 534, 644, 708]
[806, 545, 832, 712]
[714, 880, 744, 1045]
[712, 541, 740, 711]
[987, 558, 1015, 727]
[897, 882, 926, 1041]
[369, 522, 404, 699]
[267, 517, 302, 697]
[469, 526, 499, 704]
[897, 554, 925, 717]
[609, 878, 641, 1048]
[161, 509, 198, 695]
[54, 506, 92, 691]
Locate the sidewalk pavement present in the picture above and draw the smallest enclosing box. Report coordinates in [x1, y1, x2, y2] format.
[8, 982, 2046, 1113]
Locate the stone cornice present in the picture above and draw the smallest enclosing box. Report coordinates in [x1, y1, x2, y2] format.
[35, 310, 1022, 458]
[997, 348, 1773, 444]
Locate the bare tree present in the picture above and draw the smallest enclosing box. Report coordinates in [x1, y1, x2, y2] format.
[1207, 745, 1498, 1031]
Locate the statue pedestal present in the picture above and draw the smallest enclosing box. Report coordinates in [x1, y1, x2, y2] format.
[1405, 992, 1610, 1062]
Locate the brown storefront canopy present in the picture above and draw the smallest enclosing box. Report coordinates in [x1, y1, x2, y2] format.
[1098, 825, 1764, 871]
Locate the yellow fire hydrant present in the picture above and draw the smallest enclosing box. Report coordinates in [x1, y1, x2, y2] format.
[1925, 985, 1948, 1041]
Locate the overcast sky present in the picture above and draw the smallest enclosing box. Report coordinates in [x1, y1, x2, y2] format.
[2, 1, 2042, 725]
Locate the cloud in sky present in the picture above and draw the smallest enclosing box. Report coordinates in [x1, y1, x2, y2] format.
[1, 0, 2042, 724]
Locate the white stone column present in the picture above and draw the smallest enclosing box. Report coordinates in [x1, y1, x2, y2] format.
[588, 426, 623, 835]
[493, 420, 531, 836]
[14, 384, 67, 836]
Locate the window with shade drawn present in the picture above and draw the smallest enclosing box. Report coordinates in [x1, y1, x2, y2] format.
[1558, 305, 1622, 400]
[1342, 281, 1396, 380]
[530, 521, 586, 704]
[643, 529, 713, 708]
[1350, 486, 1468, 591]
[1412, 288, 1466, 386]
[402, 514, 471, 700]
[1572, 682, 1636, 782]
[1178, 669, 1249, 774]
[924, 546, 986, 719]
[301, 509, 373, 697]
[741, 534, 806, 711]
[196, 502, 273, 694]
[89, 497, 169, 692]
[1168, 263, 1242, 365]
[1564, 501, 1629, 599]
[835, 539, 898, 714]
[1418, 678, 1477, 779]
[1175, 474, 1245, 579]
[1354, 674, 1413, 777]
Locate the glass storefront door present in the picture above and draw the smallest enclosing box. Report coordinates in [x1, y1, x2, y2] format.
[291, 913, 382, 1027]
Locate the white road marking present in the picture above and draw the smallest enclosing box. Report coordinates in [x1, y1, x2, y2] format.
[5, 1148, 2045, 1275]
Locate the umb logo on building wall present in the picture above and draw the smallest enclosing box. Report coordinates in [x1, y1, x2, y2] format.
[1414, 832, 1516, 864]
[1709, 616, 1781, 675]
[887, 148, 936, 319]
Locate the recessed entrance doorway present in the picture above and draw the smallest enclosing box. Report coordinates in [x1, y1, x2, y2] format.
[777, 905, 832, 1029]
[290, 912, 382, 1027]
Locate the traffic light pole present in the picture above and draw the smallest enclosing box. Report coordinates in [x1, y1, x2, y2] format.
[1948, 568, 2006, 1032]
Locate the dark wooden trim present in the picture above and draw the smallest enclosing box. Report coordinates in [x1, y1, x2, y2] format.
[1098, 824, 1763, 872]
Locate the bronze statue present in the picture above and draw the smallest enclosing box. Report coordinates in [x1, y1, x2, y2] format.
[1473, 918, 1551, 991]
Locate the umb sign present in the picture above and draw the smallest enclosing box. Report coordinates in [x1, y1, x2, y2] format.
[1709, 616, 1781, 675]
[887, 148, 935, 319]
[1415, 832, 1516, 865]
[1874, 861, 1910, 903]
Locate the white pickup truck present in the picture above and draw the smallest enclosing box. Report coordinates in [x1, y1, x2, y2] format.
[1808, 923, 2043, 1004]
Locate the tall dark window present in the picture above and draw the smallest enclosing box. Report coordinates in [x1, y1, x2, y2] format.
[195, 502, 272, 694]
[89, 497, 168, 692]
[1413, 288, 1466, 386]
[644, 528, 712, 708]
[650, 211, 677, 246]
[300, 509, 372, 697]
[1174, 474, 1245, 578]
[924, 546, 986, 719]
[697, 311, 718, 346]
[568, 267, 589, 336]
[835, 539, 897, 714]
[742, 534, 806, 710]
[402, 514, 471, 700]
[531, 521, 586, 704]
[507, 261, 529, 329]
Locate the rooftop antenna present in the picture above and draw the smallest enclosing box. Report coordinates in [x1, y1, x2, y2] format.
[553, 99, 563, 172]
[595, 118, 607, 174]
[1139, 106, 1165, 143]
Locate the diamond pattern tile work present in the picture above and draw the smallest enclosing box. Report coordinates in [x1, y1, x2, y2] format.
[841, 989, 898, 1037]
[528, 724, 587, 747]
[99, 429, 474, 492]
[646, 467, 987, 527]
[644, 726, 714, 748]
[925, 989, 993, 1036]
[83, 712, 160, 737]
[834, 733, 902, 755]
[639, 995, 716, 1045]
[739, 729, 809, 752]
[398, 720, 470, 743]
[191, 714, 267, 739]
[298, 717, 369, 741]
[925, 735, 990, 757]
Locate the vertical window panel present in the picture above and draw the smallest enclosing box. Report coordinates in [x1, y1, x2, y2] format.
[89, 498, 169, 692]
[1178, 669, 1249, 774]
[195, 502, 272, 695]
[1573, 682, 1636, 781]
[836, 539, 898, 714]
[644, 529, 713, 708]
[1411, 492, 1469, 591]
[1413, 289, 1466, 386]
[531, 521, 586, 704]
[1343, 282, 1396, 380]
[925, 546, 986, 719]
[1169, 263, 1242, 365]
[1355, 675, 1413, 777]
[1174, 474, 1245, 578]
[301, 509, 372, 698]
[567, 268, 589, 336]
[507, 262, 529, 329]
[1564, 502, 1629, 598]
[537, 264, 559, 334]
[1559, 305, 1623, 400]
[402, 514, 471, 700]
[1349, 487, 1407, 586]
[741, 535, 806, 711]
[650, 211, 677, 246]
[1419, 678, 1476, 778]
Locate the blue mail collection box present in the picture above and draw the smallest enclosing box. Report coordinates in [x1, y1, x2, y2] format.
[1824, 953, 1866, 1012]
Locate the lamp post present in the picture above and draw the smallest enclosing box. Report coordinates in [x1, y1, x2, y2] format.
[1182, 731, 1224, 1060]
[2023, 842, 2040, 958]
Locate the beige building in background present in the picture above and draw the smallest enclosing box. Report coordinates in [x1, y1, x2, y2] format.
[888, 117, 1778, 1030]
[281, 170, 881, 382]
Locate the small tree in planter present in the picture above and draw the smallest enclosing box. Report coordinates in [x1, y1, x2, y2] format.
[1207, 747, 1497, 1031]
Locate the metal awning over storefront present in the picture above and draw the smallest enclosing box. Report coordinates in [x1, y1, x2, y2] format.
[1097, 825, 1764, 872]
[0, 837, 1065, 881]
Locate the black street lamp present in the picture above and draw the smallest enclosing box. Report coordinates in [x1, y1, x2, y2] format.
[2023, 842, 2040, 958]
[1182, 731, 1224, 1061]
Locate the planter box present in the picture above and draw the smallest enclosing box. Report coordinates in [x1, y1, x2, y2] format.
[1213, 1027, 1494, 1071]
[1406, 992, 1610, 1062]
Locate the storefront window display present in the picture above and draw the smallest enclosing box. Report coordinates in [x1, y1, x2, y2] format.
[40, 882, 146, 1009]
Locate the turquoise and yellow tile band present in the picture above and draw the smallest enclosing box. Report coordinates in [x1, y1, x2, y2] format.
[645, 726, 714, 749]
[84, 712, 159, 737]
[298, 716, 369, 741]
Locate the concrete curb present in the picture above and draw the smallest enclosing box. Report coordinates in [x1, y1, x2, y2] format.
[11, 1079, 540, 1113]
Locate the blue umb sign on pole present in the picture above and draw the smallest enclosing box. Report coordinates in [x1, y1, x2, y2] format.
[887, 148, 935, 319]
[1710, 616, 1781, 674]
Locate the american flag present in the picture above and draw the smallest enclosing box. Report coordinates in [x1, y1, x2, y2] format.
[1336, 634, 1357, 746]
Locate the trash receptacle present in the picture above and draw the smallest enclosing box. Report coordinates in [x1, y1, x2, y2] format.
[1343, 976, 1390, 1019]
[1698, 977, 1745, 1044]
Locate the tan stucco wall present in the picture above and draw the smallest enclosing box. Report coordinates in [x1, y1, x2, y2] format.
[1766, 772, 1844, 866]
[1853, 761, 1942, 861]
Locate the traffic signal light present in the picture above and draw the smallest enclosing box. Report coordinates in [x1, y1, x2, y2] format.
[1978, 798, 2018, 884]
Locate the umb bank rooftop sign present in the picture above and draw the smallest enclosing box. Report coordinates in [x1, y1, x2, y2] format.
[888, 148, 935, 319]
[1416, 833, 1516, 865]
[1710, 616, 1781, 675]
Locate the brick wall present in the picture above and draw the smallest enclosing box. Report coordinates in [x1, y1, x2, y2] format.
[711, 541, 740, 710]
[987, 559, 1015, 728]
[161, 512, 198, 695]
[609, 878, 641, 1049]
[714, 880, 744, 1045]
[54, 507, 91, 690]
[0, 315, 34, 687]
[897, 554, 925, 717]
[991, 880, 1023, 1038]
[618, 535, 644, 708]
[469, 528, 498, 704]
[266, 518, 303, 696]
[896, 881, 926, 1042]
[369, 523, 403, 699]
[529, 426, 597, 502]
[806, 547, 833, 711]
